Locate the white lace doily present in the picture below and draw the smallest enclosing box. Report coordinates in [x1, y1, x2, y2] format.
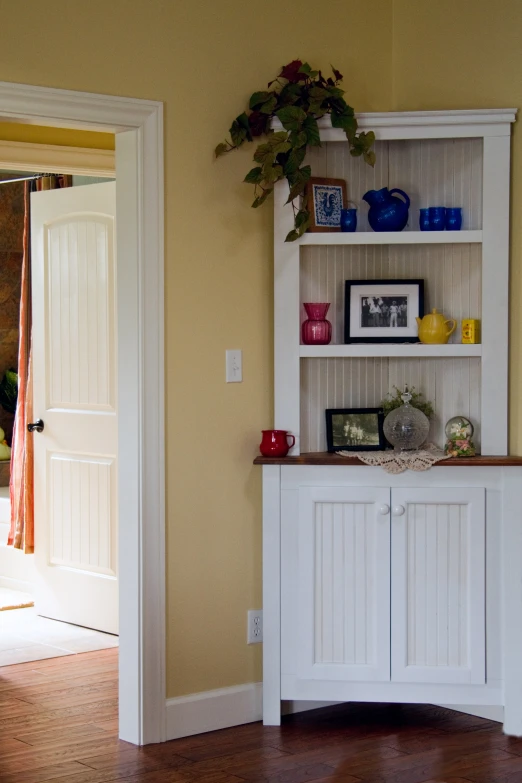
[337, 443, 449, 474]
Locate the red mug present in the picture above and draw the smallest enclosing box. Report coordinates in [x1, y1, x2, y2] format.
[260, 429, 295, 458]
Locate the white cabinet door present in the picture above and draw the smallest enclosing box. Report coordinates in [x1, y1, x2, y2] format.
[298, 486, 391, 682]
[391, 487, 485, 685]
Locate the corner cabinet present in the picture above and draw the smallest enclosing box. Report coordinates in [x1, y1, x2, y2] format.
[258, 110, 522, 737]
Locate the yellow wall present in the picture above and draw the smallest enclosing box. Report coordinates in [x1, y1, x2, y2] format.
[392, 0, 522, 451]
[0, 0, 393, 697]
[3, 0, 520, 701]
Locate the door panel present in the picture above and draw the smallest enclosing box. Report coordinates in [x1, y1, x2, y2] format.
[391, 486, 485, 685]
[32, 182, 118, 634]
[298, 486, 390, 682]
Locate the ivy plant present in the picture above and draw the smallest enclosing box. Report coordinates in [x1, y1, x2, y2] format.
[215, 60, 376, 242]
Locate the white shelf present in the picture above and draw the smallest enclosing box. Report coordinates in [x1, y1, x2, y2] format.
[300, 344, 482, 359]
[298, 230, 482, 246]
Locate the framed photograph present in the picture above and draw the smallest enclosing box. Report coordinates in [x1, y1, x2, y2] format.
[344, 279, 424, 344]
[326, 407, 385, 452]
[305, 177, 347, 232]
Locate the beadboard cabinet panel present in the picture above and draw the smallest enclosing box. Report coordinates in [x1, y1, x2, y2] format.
[391, 486, 486, 685]
[297, 486, 391, 682]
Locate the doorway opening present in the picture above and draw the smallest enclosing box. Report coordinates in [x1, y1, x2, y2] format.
[0, 170, 119, 665]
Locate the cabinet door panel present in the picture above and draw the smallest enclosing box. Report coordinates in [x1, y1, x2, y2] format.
[298, 486, 390, 682]
[391, 487, 485, 685]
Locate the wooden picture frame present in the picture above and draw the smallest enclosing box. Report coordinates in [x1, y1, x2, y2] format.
[325, 407, 385, 452]
[305, 177, 347, 232]
[344, 278, 424, 344]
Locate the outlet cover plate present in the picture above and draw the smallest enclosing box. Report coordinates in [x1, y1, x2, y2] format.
[247, 609, 263, 644]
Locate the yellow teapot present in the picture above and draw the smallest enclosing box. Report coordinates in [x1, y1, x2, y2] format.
[416, 308, 456, 344]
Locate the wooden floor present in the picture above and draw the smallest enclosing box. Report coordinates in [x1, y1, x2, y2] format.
[0, 649, 521, 782]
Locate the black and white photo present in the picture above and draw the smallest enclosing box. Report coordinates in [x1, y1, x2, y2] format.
[344, 279, 424, 343]
[325, 407, 385, 452]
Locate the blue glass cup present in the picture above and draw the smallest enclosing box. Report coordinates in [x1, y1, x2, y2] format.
[340, 208, 357, 232]
[429, 206, 446, 231]
[445, 207, 462, 230]
[419, 208, 430, 231]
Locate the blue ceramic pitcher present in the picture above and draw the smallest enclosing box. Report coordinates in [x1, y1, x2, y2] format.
[363, 187, 411, 232]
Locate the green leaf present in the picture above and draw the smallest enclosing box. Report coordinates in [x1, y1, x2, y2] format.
[283, 146, 306, 176]
[230, 112, 251, 146]
[363, 149, 376, 167]
[303, 116, 320, 146]
[350, 147, 364, 158]
[263, 164, 284, 184]
[289, 130, 307, 149]
[244, 166, 263, 184]
[298, 62, 312, 75]
[295, 209, 309, 228]
[252, 188, 273, 208]
[276, 105, 307, 131]
[253, 142, 273, 163]
[285, 229, 300, 242]
[309, 86, 329, 100]
[268, 131, 290, 147]
[260, 95, 277, 114]
[249, 91, 271, 109]
[279, 83, 302, 106]
[286, 165, 311, 203]
[214, 142, 228, 158]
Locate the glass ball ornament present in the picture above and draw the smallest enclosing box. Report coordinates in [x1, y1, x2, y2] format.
[383, 388, 430, 452]
[445, 416, 474, 441]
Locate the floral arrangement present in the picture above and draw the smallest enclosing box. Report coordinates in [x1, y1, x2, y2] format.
[215, 60, 376, 241]
[381, 386, 434, 419]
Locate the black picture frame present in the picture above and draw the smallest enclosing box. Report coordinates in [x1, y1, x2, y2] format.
[344, 279, 425, 344]
[325, 407, 385, 452]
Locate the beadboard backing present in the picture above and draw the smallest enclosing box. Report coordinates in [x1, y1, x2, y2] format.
[306, 138, 483, 231]
[300, 357, 481, 453]
[300, 244, 482, 345]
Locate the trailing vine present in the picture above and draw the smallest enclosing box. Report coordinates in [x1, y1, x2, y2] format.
[215, 60, 376, 241]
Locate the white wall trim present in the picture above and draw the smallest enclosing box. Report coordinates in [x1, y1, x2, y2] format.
[0, 80, 165, 746]
[166, 684, 263, 740]
[0, 139, 115, 176]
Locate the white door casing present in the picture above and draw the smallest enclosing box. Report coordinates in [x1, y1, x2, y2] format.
[31, 182, 118, 634]
[298, 486, 391, 682]
[391, 486, 486, 685]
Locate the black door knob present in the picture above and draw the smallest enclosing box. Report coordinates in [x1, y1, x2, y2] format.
[27, 419, 44, 433]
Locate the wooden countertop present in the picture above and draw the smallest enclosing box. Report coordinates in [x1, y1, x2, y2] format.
[253, 452, 522, 467]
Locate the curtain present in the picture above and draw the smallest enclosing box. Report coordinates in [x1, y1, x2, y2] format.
[8, 174, 72, 552]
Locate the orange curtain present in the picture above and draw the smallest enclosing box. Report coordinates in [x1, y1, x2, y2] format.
[9, 182, 33, 552]
[8, 174, 72, 552]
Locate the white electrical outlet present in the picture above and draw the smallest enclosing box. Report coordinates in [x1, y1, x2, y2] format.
[247, 609, 263, 644]
[226, 349, 242, 383]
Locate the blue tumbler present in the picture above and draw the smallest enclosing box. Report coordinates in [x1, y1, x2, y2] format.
[429, 206, 446, 231]
[419, 208, 430, 231]
[340, 208, 357, 232]
[445, 207, 462, 230]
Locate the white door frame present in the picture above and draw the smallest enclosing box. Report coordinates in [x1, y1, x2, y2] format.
[0, 80, 165, 746]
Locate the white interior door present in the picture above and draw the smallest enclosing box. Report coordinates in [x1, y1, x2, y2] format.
[297, 486, 391, 683]
[391, 486, 485, 685]
[31, 182, 118, 634]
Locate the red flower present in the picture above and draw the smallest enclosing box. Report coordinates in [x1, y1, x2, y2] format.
[248, 111, 269, 137]
[280, 60, 306, 83]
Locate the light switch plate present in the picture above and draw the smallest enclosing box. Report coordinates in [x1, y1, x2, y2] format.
[226, 349, 242, 383]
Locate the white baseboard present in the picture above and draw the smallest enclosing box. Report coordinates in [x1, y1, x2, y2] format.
[437, 704, 504, 723]
[0, 575, 35, 595]
[166, 682, 263, 740]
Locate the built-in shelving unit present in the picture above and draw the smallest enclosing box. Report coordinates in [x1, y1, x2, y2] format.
[299, 230, 483, 245]
[299, 343, 482, 358]
[274, 109, 516, 455]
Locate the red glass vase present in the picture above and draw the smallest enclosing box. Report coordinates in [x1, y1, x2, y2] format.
[302, 303, 332, 345]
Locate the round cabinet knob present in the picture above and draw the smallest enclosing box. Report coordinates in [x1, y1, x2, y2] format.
[378, 504, 390, 516]
[392, 505, 405, 516]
